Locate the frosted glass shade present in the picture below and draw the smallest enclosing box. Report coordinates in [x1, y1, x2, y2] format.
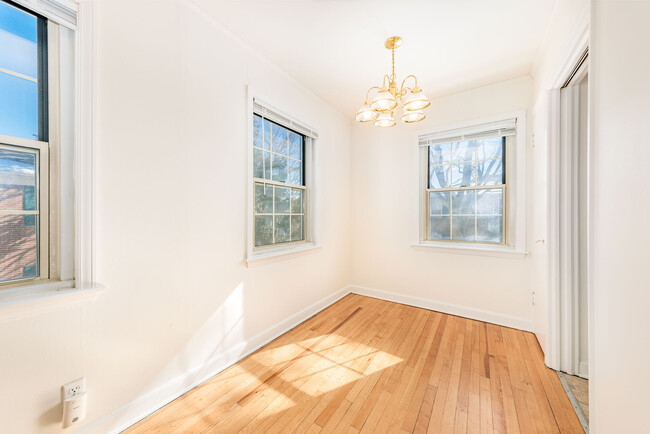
[401, 109, 425, 123]
[370, 90, 397, 111]
[374, 112, 396, 128]
[403, 89, 430, 111]
[355, 104, 379, 122]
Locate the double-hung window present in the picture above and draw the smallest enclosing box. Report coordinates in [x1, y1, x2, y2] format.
[0, 0, 74, 287]
[251, 101, 318, 256]
[420, 119, 517, 245]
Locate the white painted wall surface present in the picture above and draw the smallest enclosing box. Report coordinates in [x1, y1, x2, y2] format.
[351, 77, 534, 328]
[0, 0, 352, 432]
[590, 1, 650, 431]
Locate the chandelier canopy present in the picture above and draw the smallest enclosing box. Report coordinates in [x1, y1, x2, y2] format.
[355, 36, 430, 127]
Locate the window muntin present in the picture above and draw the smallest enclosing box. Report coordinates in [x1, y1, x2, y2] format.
[426, 136, 506, 244]
[0, 0, 49, 286]
[253, 114, 306, 248]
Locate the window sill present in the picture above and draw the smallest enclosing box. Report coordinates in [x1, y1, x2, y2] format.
[411, 242, 527, 259]
[246, 243, 322, 267]
[0, 280, 105, 323]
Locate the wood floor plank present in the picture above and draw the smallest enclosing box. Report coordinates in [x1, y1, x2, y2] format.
[126, 295, 584, 434]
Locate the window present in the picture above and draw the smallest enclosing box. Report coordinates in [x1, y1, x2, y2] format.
[419, 119, 518, 246]
[253, 114, 307, 247]
[0, 1, 49, 285]
[0, 0, 74, 288]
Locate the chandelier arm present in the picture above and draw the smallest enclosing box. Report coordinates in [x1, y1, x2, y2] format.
[365, 86, 380, 102]
[400, 75, 419, 94]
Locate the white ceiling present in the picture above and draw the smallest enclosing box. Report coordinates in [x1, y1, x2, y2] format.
[192, 0, 558, 117]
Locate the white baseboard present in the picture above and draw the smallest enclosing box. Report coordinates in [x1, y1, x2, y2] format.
[82, 286, 350, 434]
[349, 285, 533, 332]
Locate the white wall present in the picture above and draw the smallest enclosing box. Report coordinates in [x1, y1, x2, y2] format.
[0, 0, 352, 432]
[590, 1, 650, 431]
[351, 76, 534, 328]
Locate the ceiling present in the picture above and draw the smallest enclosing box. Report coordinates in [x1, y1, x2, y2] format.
[192, 0, 558, 117]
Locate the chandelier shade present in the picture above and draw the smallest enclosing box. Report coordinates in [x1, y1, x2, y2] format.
[375, 112, 396, 128]
[355, 36, 431, 127]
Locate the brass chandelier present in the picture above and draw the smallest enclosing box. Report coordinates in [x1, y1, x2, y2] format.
[355, 36, 430, 127]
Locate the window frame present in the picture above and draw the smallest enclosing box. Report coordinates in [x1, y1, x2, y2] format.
[414, 111, 527, 257]
[246, 94, 320, 265]
[0, 1, 53, 287]
[425, 136, 509, 245]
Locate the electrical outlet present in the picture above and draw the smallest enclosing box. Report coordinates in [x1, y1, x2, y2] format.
[63, 378, 85, 400]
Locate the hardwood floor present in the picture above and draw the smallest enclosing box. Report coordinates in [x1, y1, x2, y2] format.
[126, 294, 583, 433]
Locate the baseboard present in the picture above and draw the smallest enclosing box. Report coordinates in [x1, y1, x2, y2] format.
[349, 285, 533, 332]
[82, 286, 350, 434]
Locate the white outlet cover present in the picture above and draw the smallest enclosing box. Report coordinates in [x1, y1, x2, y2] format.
[63, 378, 86, 400]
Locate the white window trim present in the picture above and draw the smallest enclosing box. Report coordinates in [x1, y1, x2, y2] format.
[245, 90, 320, 267]
[0, 0, 104, 323]
[412, 110, 528, 257]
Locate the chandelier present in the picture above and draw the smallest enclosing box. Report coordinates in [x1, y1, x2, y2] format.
[355, 36, 430, 127]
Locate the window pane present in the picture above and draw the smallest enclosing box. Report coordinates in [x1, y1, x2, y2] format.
[274, 186, 290, 213]
[274, 215, 290, 243]
[254, 183, 273, 213]
[452, 140, 475, 163]
[288, 159, 302, 185]
[477, 216, 503, 243]
[477, 189, 503, 215]
[0, 71, 38, 140]
[0, 1, 37, 78]
[253, 148, 271, 180]
[289, 132, 302, 160]
[429, 191, 450, 215]
[477, 159, 503, 186]
[272, 123, 288, 155]
[477, 137, 503, 160]
[429, 164, 450, 189]
[272, 154, 287, 183]
[253, 115, 263, 149]
[0, 148, 36, 210]
[452, 216, 475, 241]
[263, 119, 272, 150]
[290, 188, 303, 213]
[429, 143, 451, 166]
[429, 216, 450, 240]
[452, 161, 476, 187]
[452, 190, 476, 214]
[291, 215, 304, 241]
[0, 214, 38, 282]
[254, 215, 273, 246]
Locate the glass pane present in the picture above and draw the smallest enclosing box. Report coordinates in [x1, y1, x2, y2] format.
[289, 132, 302, 160]
[274, 215, 290, 243]
[0, 71, 38, 140]
[429, 216, 450, 240]
[429, 164, 450, 189]
[477, 216, 503, 243]
[452, 216, 475, 241]
[263, 119, 272, 150]
[452, 140, 476, 163]
[253, 149, 270, 180]
[274, 186, 290, 213]
[288, 159, 302, 185]
[0, 1, 37, 78]
[452, 161, 476, 187]
[0, 214, 38, 282]
[272, 154, 287, 183]
[477, 159, 503, 186]
[429, 191, 450, 215]
[429, 143, 451, 166]
[291, 215, 304, 241]
[253, 115, 263, 149]
[452, 190, 476, 214]
[254, 215, 273, 246]
[477, 137, 503, 160]
[0, 148, 36, 210]
[477, 189, 503, 215]
[254, 183, 273, 213]
[272, 123, 288, 155]
[290, 188, 303, 213]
